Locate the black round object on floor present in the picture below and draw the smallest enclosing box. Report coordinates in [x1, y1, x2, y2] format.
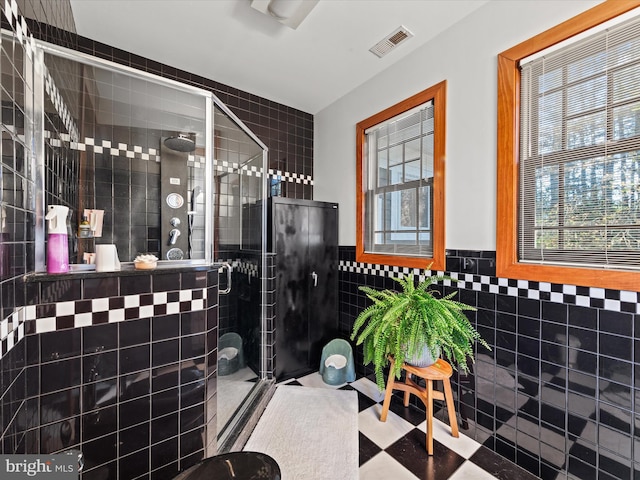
[173, 452, 281, 480]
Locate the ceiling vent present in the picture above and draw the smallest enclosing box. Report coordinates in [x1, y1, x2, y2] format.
[369, 26, 414, 58]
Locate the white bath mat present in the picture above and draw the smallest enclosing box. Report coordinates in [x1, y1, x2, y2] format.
[243, 385, 359, 479]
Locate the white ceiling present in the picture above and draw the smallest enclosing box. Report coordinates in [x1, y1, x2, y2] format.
[69, 0, 489, 114]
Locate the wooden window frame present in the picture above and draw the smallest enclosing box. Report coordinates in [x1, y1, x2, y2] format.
[497, 0, 640, 292]
[356, 80, 446, 270]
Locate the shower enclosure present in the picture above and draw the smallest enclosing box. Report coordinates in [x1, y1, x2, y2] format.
[31, 38, 270, 452]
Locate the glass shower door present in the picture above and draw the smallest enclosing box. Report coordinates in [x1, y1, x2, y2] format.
[211, 102, 268, 447]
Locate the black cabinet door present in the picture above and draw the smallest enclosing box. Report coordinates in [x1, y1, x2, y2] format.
[307, 203, 339, 369]
[274, 201, 311, 380]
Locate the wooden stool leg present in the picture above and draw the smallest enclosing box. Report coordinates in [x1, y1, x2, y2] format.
[426, 378, 434, 455]
[380, 359, 396, 422]
[443, 377, 459, 438]
[403, 373, 411, 406]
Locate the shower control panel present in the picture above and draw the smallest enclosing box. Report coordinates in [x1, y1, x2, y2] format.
[160, 139, 189, 260]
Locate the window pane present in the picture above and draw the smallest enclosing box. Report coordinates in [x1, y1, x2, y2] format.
[418, 232, 431, 244]
[613, 102, 640, 140]
[422, 114, 434, 135]
[389, 144, 403, 166]
[405, 160, 420, 182]
[375, 193, 384, 231]
[400, 189, 417, 229]
[405, 138, 420, 161]
[419, 185, 431, 230]
[539, 68, 562, 94]
[538, 91, 562, 154]
[388, 111, 421, 145]
[385, 231, 416, 245]
[567, 50, 607, 83]
[422, 133, 434, 179]
[607, 228, 640, 249]
[563, 158, 605, 227]
[377, 126, 388, 149]
[567, 76, 606, 115]
[563, 230, 606, 249]
[612, 63, 640, 103]
[566, 111, 606, 149]
[609, 37, 640, 68]
[607, 152, 640, 225]
[377, 149, 388, 187]
[535, 229, 558, 249]
[378, 191, 416, 246]
[535, 165, 558, 227]
[389, 163, 403, 185]
[381, 190, 417, 245]
[532, 153, 640, 249]
[384, 191, 396, 230]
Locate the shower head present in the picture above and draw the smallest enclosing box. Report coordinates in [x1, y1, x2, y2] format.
[164, 134, 196, 153]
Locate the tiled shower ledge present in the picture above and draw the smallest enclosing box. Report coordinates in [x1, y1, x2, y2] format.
[0, 263, 216, 360]
[24, 261, 213, 281]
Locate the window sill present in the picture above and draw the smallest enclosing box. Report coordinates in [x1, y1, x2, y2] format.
[356, 250, 444, 271]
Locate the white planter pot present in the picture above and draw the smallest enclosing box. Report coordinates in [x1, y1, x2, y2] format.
[406, 345, 440, 368]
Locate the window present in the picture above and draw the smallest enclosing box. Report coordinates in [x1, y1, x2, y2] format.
[357, 81, 446, 269]
[497, 2, 640, 291]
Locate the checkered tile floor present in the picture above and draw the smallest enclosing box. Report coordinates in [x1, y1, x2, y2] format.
[280, 373, 540, 480]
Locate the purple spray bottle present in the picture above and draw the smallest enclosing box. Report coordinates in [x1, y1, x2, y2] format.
[45, 205, 70, 274]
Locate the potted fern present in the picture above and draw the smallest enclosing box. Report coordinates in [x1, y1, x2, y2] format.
[350, 269, 490, 391]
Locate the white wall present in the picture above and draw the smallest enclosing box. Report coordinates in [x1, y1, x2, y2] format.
[314, 0, 602, 249]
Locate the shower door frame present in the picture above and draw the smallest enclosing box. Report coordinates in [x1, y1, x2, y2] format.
[211, 101, 271, 449]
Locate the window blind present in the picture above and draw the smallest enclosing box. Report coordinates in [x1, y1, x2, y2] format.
[519, 14, 640, 270]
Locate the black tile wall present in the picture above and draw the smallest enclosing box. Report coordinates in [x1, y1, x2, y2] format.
[0, 267, 218, 479]
[340, 246, 640, 480]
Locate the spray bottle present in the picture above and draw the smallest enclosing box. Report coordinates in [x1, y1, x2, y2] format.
[45, 205, 70, 274]
[0, 206, 8, 278]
